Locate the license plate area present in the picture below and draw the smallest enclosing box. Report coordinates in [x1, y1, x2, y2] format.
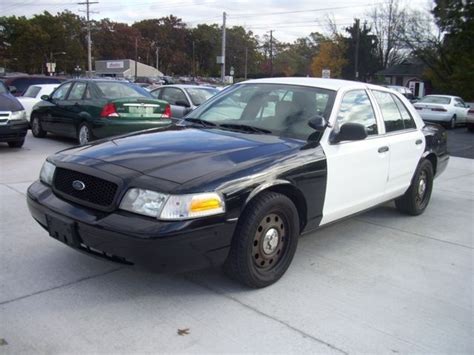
[46, 215, 81, 248]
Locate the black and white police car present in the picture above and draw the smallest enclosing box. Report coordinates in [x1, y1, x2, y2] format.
[28, 78, 449, 288]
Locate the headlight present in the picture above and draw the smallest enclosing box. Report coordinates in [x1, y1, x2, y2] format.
[10, 110, 26, 121]
[160, 192, 225, 220]
[119, 189, 225, 220]
[40, 161, 56, 185]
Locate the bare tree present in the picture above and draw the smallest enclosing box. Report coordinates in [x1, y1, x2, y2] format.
[367, 0, 407, 68]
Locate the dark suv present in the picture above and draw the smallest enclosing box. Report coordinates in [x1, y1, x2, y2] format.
[2, 76, 64, 96]
[0, 81, 28, 148]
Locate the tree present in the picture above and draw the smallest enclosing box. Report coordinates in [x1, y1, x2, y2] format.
[310, 38, 347, 78]
[367, 0, 407, 69]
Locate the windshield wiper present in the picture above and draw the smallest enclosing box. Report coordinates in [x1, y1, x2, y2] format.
[183, 117, 217, 127]
[218, 123, 272, 134]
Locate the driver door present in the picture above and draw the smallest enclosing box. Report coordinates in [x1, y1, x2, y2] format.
[320, 89, 390, 225]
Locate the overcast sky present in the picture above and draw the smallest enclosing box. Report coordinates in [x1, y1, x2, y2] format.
[1, 0, 435, 42]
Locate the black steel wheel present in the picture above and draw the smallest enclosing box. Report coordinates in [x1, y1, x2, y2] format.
[31, 116, 46, 138]
[224, 191, 299, 288]
[449, 115, 456, 129]
[395, 159, 434, 216]
[8, 139, 25, 148]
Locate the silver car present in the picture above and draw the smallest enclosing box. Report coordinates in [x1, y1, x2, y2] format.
[150, 85, 219, 118]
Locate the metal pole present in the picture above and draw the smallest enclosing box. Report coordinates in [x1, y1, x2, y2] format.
[78, 0, 98, 77]
[244, 47, 248, 80]
[156, 47, 159, 72]
[354, 18, 360, 80]
[192, 40, 196, 79]
[270, 30, 273, 77]
[135, 37, 138, 81]
[221, 11, 226, 83]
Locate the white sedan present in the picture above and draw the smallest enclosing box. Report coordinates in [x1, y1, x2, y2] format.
[413, 95, 470, 128]
[17, 84, 59, 122]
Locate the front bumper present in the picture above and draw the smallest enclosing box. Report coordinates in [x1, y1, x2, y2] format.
[27, 180, 236, 272]
[0, 119, 28, 142]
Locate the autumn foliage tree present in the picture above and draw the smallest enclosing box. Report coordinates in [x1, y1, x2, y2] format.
[310, 38, 347, 78]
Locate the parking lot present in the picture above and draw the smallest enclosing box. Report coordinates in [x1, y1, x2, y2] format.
[0, 132, 473, 354]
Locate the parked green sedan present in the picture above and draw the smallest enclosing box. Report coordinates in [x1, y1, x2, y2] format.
[31, 79, 172, 144]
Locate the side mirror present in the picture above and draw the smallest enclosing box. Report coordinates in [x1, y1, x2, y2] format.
[41, 95, 50, 101]
[307, 116, 327, 131]
[175, 100, 190, 108]
[9, 86, 17, 94]
[330, 122, 368, 144]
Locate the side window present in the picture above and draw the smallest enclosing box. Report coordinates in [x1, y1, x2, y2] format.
[162, 88, 188, 105]
[337, 90, 378, 135]
[454, 98, 466, 107]
[84, 85, 92, 100]
[67, 82, 87, 100]
[372, 90, 405, 133]
[51, 82, 72, 100]
[150, 89, 162, 99]
[392, 94, 416, 129]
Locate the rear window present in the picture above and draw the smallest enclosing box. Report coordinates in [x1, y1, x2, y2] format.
[96, 82, 149, 99]
[419, 96, 451, 105]
[185, 87, 219, 106]
[11, 77, 62, 94]
[23, 86, 41, 98]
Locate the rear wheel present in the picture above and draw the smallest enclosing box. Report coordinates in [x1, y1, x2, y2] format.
[77, 123, 93, 145]
[8, 139, 24, 148]
[467, 123, 474, 132]
[395, 159, 434, 216]
[31, 116, 46, 138]
[224, 191, 299, 288]
[449, 115, 456, 129]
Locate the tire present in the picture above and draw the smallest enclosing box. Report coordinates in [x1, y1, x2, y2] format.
[77, 122, 93, 145]
[8, 139, 25, 148]
[224, 191, 299, 288]
[467, 123, 474, 132]
[31, 116, 46, 138]
[395, 159, 434, 216]
[449, 115, 456, 129]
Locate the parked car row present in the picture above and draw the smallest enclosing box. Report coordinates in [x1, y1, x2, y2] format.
[413, 95, 470, 129]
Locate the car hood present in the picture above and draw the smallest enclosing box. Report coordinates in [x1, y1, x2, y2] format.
[0, 93, 24, 111]
[63, 126, 301, 184]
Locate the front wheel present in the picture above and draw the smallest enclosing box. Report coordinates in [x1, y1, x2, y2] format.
[31, 116, 46, 138]
[449, 115, 456, 129]
[224, 191, 299, 288]
[395, 159, 434, 216]
[77, 123, 93, 145]
[8, 139, 25, 148]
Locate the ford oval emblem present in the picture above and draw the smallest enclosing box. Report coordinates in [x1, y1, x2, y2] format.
[72, 180, 86, 191]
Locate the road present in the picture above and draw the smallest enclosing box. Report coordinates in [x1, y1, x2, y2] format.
[447, 126, 474, 159]
[0, 133, 473, 354]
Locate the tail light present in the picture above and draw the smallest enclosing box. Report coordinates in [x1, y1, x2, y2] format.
[469, 108, 474, 114]
[162, 104, 171, 118]
[431, 108, 447, 112]
[100, 103, 119, 118]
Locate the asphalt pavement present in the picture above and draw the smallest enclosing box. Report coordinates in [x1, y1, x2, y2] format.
[0, 132, 473, 354]
[447, 126, 473, 159]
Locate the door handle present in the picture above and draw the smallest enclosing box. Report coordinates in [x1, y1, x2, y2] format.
[415, 139, 422, 145]
[378, 146, 389, 153]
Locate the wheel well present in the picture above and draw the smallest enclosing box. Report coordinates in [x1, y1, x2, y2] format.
[425, 153, 437, 175]
[262, 184, 308, 233]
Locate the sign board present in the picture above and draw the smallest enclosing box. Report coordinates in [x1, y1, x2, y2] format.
[229, 66, 235, 76]
[106, 61, 124, 69]
[46, 62, 56, 73]
[322, 69, 330, 79]
[216, 56, 224, 64]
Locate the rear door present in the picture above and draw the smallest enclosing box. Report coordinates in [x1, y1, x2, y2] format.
[453, 98, 468, 123]
[370, 90, 425, 199]
[61, 81, 87, 137]
[320, 88, 390, 225]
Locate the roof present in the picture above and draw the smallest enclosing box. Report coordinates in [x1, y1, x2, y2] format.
[376, 61, 426, 77]
[241, 77, 374, 91]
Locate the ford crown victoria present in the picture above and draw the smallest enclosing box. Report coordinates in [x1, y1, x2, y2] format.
[27, 78, 449, 288]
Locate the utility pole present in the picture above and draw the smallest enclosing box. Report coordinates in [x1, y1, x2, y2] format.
[354, 18, 360, 80]
[192, 40, 196, 79]
[135, 37, 138, 81]
[269, 30, 273, 77]
[244, 47, 248, 80]
[221, 11, 226, 83]
[78, 0, 98, 77]
[156, 47, 160, 72]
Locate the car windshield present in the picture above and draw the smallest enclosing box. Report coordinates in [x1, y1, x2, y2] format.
[0, 82, 7, 94]
[185, 87, 219, 106]
[96, 82, 150, 99]
[188, 83, 336, 140]
[419, 96, 451, 105]
[23, 86, 41, 98]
